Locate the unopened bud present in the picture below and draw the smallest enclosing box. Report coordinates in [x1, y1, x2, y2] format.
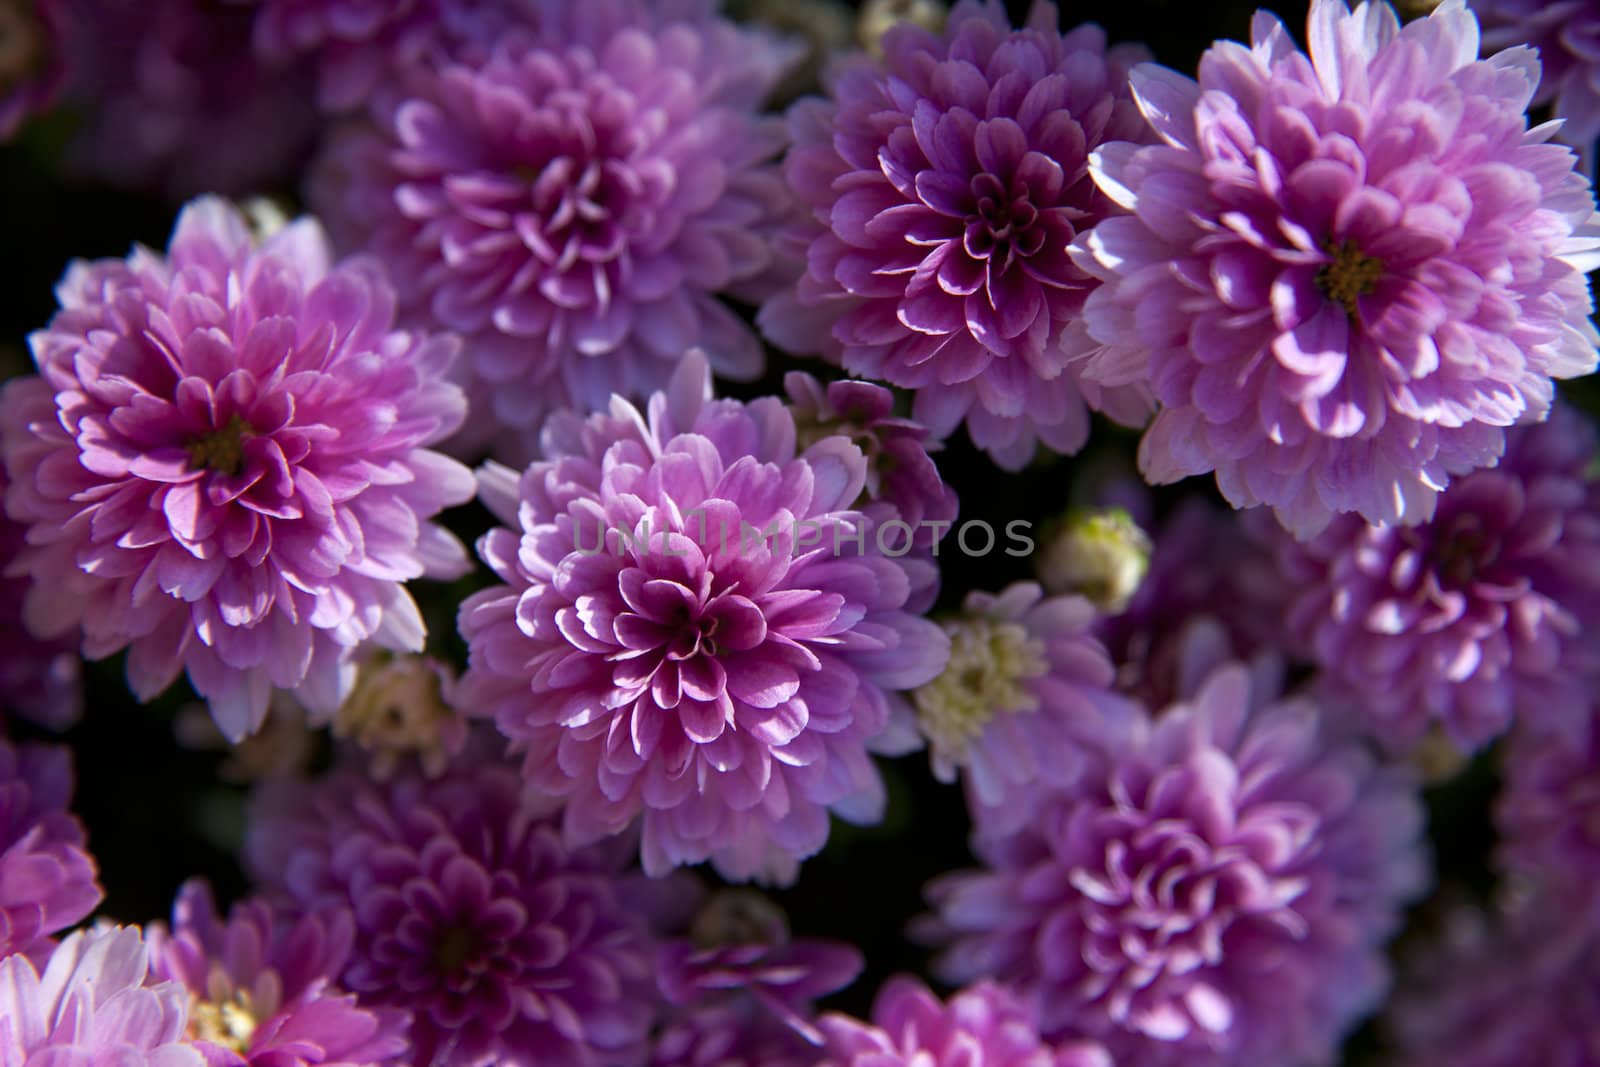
[858, 0, 947, 57]
[1036, 507, 1152, 614]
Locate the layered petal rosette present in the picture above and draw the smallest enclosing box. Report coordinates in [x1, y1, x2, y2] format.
[1471, 0, 1600, 171]
[311, 0, 798, 459]
[815, 978, 1113, 1067]
[458, 352, 949, 883]
[925, 662, 1429, 1067]
[761, 0, 1153, 469]
[0, 197, 475, 740]
[1072, 0, 1600, 536]
[0, 739, 100, 962]
[246, 760, 656, 1067]
[1275, 405, 1600, 751]
[147, 880, 410, 1067]
[912, 582, 1134, 832]
[0, 925, 206, 1067]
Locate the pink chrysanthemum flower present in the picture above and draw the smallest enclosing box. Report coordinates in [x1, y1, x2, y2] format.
[1496, 705, 1600, 915]
[925, 661, 1429, 1067]
[0, 738, 100, 962]
[911, 582, 1134, 832]
[1072, 0, 1600, 536]
[247, 759, 658, 1067]
[63, 0, 318, 198]
[1274, 404, 1600, 752]
[310, 0, 798, 460]
[0, 925, 206, 1067]
[1471, 0, 1600, 171]
[458, 352, 949, 883]
[1386, 896, 1600, 1067]
[147, 880, 410, 1067]
[816, 978, 1113, 1067]
[760, 0, 1153, 470]
[0, 197, 475, 740]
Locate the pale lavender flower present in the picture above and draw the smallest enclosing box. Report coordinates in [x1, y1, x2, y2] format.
[1072, 0, 1600, 536]
[815, 977, 1113, 1067]
[1275, 405, 1600, 752]
[146, 880, 410, 1067]
[760, 0, 1153, 470]
[0, 925, 206, 1067]
[925, 661, 1429, 1067]
[0, 0, 66, 141]
[246, 760, 658, 1067]
[1496, 705, 1600, 915]
[912, 582, 1134, 833]
[457, 352, 949, 883]
[310, 0, 798, 460]
[0, 197, 475, 740]
[0, 738, 100, 962]
[1472, 0, 1600, 171]
[63, 0, 318, 198]
[1386, 895, 1600, 1067]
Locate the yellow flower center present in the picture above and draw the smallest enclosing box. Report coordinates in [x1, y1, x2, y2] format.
[186, 413, 254, 477]
[333, 655, 457, 779]
[1316, 238, 1384, 318]
[189, 987, 259, 1054]
[914, 618, 1046, 762]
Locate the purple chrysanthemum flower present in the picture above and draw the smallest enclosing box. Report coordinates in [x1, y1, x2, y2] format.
[230, 0, 495, 113]
[0, 925, 206, 1067]
[1385, 896, 1600, 1067]
[1071, 0, 1600, 536]
[147, 880, 409, 1067]
[0, 467, 80, 731]
[657, 889, 862, 1043]
[310, 0, 798, 460]
[760, 0, 1154, 470]
[1097, 496, 1287, 709]
[0, 0, 67, 141]
[1496, 707, 1600, 914]
[816, 977, 1113, 1067]
[783, 372, 957, 554]
[62, 0, 318, 198]
[651, 888, 861, 1067]
[457, 352, 949, 883]
[1472, 0, 1600, 172]
[1274, 404, 1600, 752]
[924, 661, 1429, 1067]
[246, 759, 658, 1067]
[911, 582, 1134, 832]
[0, 197, 475, 740]
[0, 738, 100, 963]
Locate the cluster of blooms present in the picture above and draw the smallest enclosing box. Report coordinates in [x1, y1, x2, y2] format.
[0, 0, 1598, 1065]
